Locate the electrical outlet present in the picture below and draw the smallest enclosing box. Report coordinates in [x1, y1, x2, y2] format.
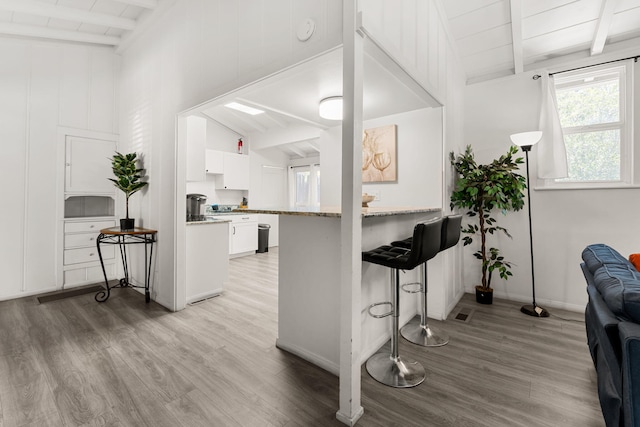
[370, 190, 381, 201]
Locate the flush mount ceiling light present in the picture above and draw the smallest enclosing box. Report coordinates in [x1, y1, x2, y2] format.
[318, 96, 343, 120]
[224, 102, 264, 115]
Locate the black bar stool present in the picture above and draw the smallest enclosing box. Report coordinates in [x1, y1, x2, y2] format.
[362, 218, 443, 388]
[392, 215, 462, 347]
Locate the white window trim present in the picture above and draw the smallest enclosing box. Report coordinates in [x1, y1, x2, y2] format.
[540, 60, 634, 190]
[288, 163, 320, 208]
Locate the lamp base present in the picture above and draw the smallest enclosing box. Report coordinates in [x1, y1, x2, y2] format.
[521, 304, 549, 318]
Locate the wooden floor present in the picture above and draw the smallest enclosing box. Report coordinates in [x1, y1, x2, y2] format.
[0, 247, 604, 427]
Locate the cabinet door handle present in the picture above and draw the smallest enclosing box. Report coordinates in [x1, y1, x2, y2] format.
[233, 226, 236, 235]
[89, 253, 95, 257]
[89, 225, 95, 228]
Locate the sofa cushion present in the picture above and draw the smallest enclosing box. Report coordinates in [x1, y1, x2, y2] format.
[583, 244, 632, 274]
[594, 264, 640, 322]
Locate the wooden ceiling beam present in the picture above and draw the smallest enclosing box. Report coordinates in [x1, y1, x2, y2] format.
[0, 22, 120, 45]
[509, 0, 524, 74]
[0, 0, 136, 30]
[591, 0, 618, 55]
[111, 0, 158, 9]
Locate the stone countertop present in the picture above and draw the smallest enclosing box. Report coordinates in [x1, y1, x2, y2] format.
[186, 218, 232, 225]
[236, 206, 440, 218]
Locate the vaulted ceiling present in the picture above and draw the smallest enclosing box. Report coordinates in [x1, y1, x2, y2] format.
[0, 0, 163, 52]
[442, 0, 640, 83]
[0, 0, 639, 84]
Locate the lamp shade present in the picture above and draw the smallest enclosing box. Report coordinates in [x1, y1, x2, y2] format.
[510, 131, 542, 147]
[319, 96, 342, 120]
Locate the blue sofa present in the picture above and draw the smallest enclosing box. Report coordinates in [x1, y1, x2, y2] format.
[581, 244, 640, 427]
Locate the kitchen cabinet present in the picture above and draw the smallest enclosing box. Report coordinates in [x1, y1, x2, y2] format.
[63, 218, 116, 287]
[205, 150, 224, 174]
[228, 214, 258, 255]
[186, 222, 229, 303]
[65, 136, 115, 194]
[186, 116, 207, 182]
[215, 152, 250, 190]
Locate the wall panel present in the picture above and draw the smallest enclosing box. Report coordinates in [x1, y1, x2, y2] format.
[0, 42, 28, 297]
[0, 38, 119, 300]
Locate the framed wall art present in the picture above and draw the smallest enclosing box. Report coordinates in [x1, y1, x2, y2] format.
[362, 124, 397, 183]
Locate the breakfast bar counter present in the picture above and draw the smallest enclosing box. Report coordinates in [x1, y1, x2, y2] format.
[240, 206, 442, 374]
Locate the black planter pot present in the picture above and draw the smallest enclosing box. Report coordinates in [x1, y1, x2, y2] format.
[475, 286, 493, 304]
[120, 218, 135, 231]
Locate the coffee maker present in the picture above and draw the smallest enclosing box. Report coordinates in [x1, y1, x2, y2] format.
[186, 194, 207, 221]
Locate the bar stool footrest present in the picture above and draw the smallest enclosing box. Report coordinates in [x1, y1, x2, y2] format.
[367, 301, 393, 318]
[400, 282, 422, 294]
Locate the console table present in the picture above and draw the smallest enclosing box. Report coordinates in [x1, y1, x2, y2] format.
[95, 227, 157, 303]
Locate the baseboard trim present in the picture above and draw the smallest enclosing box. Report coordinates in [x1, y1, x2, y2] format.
[275, 339, 339, 376]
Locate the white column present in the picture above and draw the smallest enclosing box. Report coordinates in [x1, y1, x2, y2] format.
[336, 1, 364, 425]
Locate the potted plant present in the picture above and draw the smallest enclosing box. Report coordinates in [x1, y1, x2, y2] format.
[109, 152, 148, 231]
[449, 145, 527, 304]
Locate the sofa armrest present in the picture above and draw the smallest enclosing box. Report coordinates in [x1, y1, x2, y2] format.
[619, 322, 640, 427]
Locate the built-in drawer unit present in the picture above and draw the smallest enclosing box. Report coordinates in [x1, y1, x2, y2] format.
[64, 245, 115, 265]
[63, 218, 117, 287]
[65, 220, 115, 233]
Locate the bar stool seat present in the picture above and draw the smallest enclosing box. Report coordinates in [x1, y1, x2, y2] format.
[392, 215, 462, 347]
[362, 218, 443, 388]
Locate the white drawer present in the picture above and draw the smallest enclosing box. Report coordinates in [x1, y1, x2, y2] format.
[229, 214, 258, 223]
[65, 232, 99, 249]
[65, 220, 116, 234]
[64, 246, 114, 265]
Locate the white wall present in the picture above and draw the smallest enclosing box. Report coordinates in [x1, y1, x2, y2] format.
[462, 67, 640, 311]
[0, 38, 119, 300]
[320, 107, 444, 207]
[119, 0, 343, 310]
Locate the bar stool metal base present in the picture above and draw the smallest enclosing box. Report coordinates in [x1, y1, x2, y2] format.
[401, 319, 449, 347]
[366, 352, 426, 388]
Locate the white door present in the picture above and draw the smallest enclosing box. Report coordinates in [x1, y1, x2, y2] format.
[65, 136, 115, 193]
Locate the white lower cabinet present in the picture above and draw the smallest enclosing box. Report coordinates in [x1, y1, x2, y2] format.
[186, 223, 229, 304]
[228, 215, 258, 256]
[63, 218, 116, 288]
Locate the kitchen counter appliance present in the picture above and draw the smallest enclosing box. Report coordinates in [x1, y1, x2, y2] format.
[186, 194, 207, 221]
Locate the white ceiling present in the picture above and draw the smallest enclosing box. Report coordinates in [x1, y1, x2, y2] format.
[442, 0, 640, 83]
[196, 46, 435, 159]
[0, 0, 161, 51]
[1, 0, 639, 84]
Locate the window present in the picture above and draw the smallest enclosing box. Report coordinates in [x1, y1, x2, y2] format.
[552, 63, 632, 186]
[289, 164, 320, 208]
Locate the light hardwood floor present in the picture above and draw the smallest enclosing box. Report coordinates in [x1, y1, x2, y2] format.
[0, 247, 604, 426]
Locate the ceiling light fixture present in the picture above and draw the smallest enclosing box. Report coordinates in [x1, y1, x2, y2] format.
[318, 96, 343, 120]
[224, 102, 264, 115]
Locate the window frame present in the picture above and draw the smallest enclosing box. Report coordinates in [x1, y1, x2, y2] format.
[288, 163, 320, 208]
[541, 60, 634, 189]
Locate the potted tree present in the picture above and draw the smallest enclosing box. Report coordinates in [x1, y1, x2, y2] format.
[449, 145, 527, 304]
[109, 152, 148, 231]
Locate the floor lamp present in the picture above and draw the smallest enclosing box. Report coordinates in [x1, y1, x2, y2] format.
[510, 131, 549, 318]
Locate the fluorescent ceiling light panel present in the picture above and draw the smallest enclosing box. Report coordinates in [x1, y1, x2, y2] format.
[224, 102, 264, 115]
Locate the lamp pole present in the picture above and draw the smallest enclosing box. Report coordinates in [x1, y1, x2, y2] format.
[519, 145, 549, 317]
[510, 131, 549, 318]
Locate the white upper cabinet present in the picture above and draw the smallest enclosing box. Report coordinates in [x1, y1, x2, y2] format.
[205, 149, 224, 174]
[186, 116, 207, 182]
[65, 136, 115, 194]
[216, 152, 250, 190]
